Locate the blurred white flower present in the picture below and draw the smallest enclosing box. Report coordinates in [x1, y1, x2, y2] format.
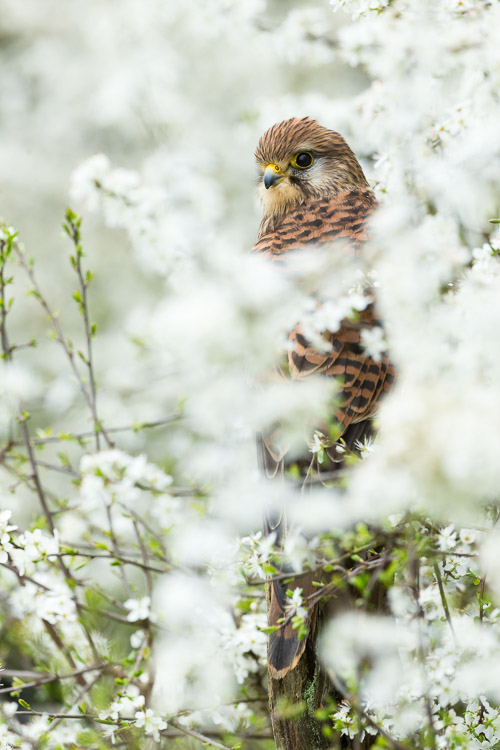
[354, 435, 376, 459]
[134, 708, 167, 741]
[70, 154, 110, 211]
[332, 0, 390, 21]
[438, 525, 458, 551]
[459, 528, 476, 545]
[124, 596, 151, 622]
[309, 431, 326, 463]
[285, 587, 307, 621]
[360, 326, 386, 362]
[130, 629, 147, 649]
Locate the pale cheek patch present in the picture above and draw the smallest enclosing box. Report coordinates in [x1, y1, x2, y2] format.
[300, 159, 330, 192]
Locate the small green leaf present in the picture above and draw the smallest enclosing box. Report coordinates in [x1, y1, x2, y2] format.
[263, 564, 279, 574]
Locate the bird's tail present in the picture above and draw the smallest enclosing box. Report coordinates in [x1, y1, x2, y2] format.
[266, 569, 319, 679]
[257, 432, 319, 678]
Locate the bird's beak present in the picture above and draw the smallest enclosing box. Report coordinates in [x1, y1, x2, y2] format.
[264, 163, 286, 189]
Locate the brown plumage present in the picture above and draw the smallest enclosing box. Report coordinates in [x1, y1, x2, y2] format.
[253, 117, 395, 679]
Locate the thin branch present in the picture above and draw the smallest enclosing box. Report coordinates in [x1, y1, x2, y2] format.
[13, 241, 112, 447]
[12, 711, 121, 724]
[169, 720, 233, 750]
[132, 519, 153, 598]
[42, 619, 87, 687]
[105, 504, 133, 598]
[0, 663, 112, 695]
[433, 560, 456, 639]
[5, 414, 180, 448]
[19, 419, 56, 535]
[57, 550, 168, 574]
[19, 417, 101, 664]
[65, 211, 101, 450]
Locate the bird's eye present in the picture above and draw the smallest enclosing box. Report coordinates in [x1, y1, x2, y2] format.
[291, 152, 314, 169]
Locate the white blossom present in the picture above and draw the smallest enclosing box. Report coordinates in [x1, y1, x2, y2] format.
[438, 525, 458, 551]
[124, 596, 151, 622]
[360, 326, 387, 362]
[134, 708, 167, 741]
[3, 0, 500, 745]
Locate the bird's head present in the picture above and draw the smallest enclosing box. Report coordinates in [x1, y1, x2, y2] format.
[255, 117, 368, 223]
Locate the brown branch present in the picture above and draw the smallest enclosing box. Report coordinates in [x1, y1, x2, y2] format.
[433, 561, 456, 639]
[169, 720, 233, 750]
[13, 241, 112, 447]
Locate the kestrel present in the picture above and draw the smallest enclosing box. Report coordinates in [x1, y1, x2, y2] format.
[253, 117, 395, 679]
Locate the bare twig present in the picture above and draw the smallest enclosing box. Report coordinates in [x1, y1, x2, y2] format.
[169, 720, 233, 750]
[433, 560, 456, 639]
[13, 240, 112, 446]
[0, 663, 113, 695]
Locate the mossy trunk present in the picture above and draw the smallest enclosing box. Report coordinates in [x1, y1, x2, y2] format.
[267, 628, 331, 750]
[266, 581, 386, 750]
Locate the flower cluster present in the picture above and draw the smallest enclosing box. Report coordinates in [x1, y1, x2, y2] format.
[1, 0, 500, 747]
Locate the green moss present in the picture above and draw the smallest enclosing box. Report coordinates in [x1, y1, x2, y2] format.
[303, 664, 326, 750]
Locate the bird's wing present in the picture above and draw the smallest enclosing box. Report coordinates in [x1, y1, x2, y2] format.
[253, 189, 395, 432]
[289, 309, 395, 429]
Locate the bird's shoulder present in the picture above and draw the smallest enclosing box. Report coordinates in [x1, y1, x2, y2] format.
[253, 189, 377, 257]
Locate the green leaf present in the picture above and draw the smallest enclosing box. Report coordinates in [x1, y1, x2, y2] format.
[351, 572, 370, 593]
[19, 699, 32, 710]
[263, 563, 279, 574]
[78, 702, 87, 714]
[379, 559, 399, 588]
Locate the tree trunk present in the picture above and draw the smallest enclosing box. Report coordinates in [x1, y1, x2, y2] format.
[266, 583, 385, 750]
[267, 624, 331, 750]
